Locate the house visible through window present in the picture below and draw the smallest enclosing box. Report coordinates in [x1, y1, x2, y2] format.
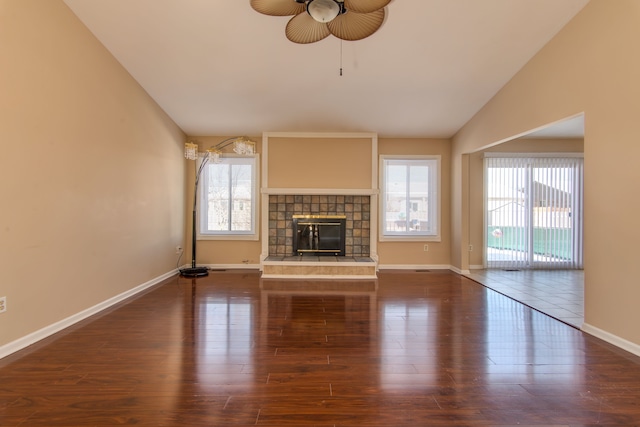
[380, 156, 440, 240]
[199, 156, 257, 238]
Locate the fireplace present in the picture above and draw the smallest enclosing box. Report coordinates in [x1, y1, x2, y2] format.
[267, 194, 370, 257]
[292, 215, 346, 256]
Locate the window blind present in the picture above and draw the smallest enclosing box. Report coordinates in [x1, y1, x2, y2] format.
[484, 155, 583, 269]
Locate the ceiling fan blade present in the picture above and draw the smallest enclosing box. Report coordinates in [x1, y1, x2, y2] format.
[250, 0, 306, 16]
[327, 9, 385, 41]
[286, 12, 331, 44]
[343, 0, 391, 14]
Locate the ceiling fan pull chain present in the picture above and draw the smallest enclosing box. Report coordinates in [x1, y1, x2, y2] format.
[340, 39, 343, 76]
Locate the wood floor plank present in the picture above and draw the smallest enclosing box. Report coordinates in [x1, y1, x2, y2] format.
[2, 270, 640, 425]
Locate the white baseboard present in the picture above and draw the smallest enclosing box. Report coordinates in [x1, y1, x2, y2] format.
[449, 265, 471, 275]
[0, 269, 178, 360]
[377, 264, 452, 271]
[581, 323, 640, 358]
[201, 264, 261, 270]
[261, 274, 378, 280]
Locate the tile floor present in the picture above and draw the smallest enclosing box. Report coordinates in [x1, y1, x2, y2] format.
[465, 269, 584, 328]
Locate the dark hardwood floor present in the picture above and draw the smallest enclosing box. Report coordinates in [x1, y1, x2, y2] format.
[2, 270, 640, 426]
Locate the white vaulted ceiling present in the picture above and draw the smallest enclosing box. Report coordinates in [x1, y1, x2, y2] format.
[62, 0, 589, 138]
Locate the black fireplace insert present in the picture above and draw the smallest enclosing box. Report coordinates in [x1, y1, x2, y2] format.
[292, 215, 346, 256]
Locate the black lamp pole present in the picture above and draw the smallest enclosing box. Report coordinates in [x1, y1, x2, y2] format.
[179, 150, 210, 277]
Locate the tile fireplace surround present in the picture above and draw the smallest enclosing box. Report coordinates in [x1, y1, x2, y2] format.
[268, 194, 370, 257]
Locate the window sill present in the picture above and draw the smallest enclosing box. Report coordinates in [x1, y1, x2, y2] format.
[197, 234, 259, 241]
[379, 235, 441, 243]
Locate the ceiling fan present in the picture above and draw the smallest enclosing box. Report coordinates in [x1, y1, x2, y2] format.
[250, 0, 391, 44]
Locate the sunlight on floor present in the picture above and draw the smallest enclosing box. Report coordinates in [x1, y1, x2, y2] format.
[465, 269, 584, 328]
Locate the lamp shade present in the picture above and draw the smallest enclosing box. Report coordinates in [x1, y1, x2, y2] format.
[307, 0, 340, 23]
[184, 141, 199, 160]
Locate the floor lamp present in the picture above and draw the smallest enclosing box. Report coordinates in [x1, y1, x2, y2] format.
[179, 136, 256, 277]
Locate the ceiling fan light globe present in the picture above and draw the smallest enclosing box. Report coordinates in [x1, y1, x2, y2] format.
[307, 0, 340, 23]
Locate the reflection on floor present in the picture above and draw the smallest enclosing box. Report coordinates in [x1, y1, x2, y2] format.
[465, 269, 584, 329]
[5, 270, 640, 425]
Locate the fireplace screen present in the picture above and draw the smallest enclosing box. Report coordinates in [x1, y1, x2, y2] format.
[292, 215, 346, 256]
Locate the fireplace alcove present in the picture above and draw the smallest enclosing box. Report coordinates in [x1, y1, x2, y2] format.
[260, 132, 378, 279]
[267, 194, 370, 258]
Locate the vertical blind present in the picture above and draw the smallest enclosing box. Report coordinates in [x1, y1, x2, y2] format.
[484, 155, 584, 269]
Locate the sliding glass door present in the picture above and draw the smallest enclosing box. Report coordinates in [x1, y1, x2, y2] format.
[484, 155, 583, 269]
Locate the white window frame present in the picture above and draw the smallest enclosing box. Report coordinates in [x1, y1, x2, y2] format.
[380, 155, 441, 241]
[197, 155, 259, 241]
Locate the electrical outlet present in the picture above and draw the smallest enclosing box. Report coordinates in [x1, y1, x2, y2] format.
[423, 244, 429, 252]
[176, 246, 183, 254]
[0, 297, 6, 314]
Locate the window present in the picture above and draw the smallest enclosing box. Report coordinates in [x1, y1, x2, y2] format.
[198, 156, 258, 239]
[380, 156, 440, 240]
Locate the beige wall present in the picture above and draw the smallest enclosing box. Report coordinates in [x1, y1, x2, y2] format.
[267, 137, 373, 189]
[192, 134, 376, 266]
[378, 138, 451, 266]
[468, 138, 584, 266]
[0, 1, 186, 348]
[189, 135, 452, 267]
[452, 0, 640, 346]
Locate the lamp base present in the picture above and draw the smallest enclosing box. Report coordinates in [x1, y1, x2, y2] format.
[180, 267, 209, 277]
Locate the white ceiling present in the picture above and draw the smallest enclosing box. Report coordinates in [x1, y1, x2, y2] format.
[524, 115, 584, 139]
[62, 0, 589, 138]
